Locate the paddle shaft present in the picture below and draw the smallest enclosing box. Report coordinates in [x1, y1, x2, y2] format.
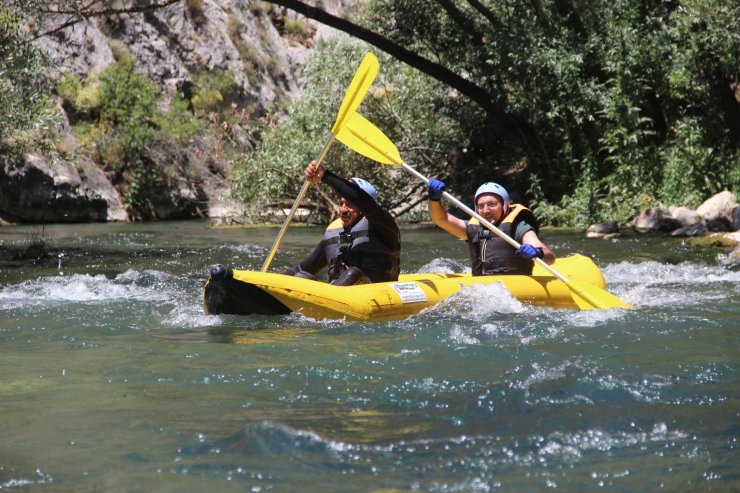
[260, 135, 335, 272]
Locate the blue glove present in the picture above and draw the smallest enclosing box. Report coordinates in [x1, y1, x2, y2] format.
[428, 178, 446, 201]
[515, 244, 544, 260]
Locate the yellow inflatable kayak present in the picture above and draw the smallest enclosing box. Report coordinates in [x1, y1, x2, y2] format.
[203, 254, 609, 321]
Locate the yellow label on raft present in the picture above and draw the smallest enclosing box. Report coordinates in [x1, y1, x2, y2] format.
[391, 282, 428, 303]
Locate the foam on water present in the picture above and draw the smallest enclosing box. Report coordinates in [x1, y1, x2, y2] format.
[604, 261, 740, 308]
[416, 257, 470, 274]
[0, 269, 176, 310]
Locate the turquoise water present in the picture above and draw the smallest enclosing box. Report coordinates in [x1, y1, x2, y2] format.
[1, 221, 738, 492]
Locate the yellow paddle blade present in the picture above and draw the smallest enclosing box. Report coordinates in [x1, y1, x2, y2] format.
[331, 52, 380, 135]
[567, 280, 633, 310]
[335, 112, 403, 165]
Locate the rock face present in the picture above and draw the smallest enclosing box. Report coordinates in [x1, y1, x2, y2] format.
[1, 0, 345, 224]
[0, 154, 127, 223]
[35, 0, 311, 112]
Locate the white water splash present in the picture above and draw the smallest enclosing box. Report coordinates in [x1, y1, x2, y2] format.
[604, 261, 740, 285]
[439, 283, 526, 319]
[0, 270, 174, 309]
[416, 257, 470, 274]
[162, 305, 224, 328]
[162, 307, 225, 328]
[603, 261, 740, 309]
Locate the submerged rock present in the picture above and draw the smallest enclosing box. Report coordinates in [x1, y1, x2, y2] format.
[671, 223, 707, 237]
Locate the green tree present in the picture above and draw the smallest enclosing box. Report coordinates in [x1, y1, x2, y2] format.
[231, 38, 470, 222]
[0, 6, 58, 156]
[262, 0, 740, 225]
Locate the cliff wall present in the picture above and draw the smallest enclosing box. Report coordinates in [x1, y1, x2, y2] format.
[1, 0, 345, 224]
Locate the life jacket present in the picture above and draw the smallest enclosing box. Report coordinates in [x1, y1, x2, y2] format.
[466, 204, 539, 275]
[322, 217, 400, 283]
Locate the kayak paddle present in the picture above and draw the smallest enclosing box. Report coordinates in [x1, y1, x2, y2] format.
[260, 52, 380, 272]
[334, 114, 632, 310]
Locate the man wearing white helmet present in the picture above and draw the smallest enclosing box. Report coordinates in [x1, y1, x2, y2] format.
[284, 160, 400, 285]
[426, 178, 555, 275]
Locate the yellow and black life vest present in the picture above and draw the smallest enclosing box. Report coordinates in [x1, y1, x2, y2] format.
[466, 204, 539, 275]
[322, 217, 400, 283]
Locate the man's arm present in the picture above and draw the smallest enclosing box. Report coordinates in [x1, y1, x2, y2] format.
[428, 200, 467, 240]
[284, 241, 327, 276]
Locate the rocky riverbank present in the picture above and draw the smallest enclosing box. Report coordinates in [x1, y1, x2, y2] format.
[586, 191, 740, 262]
[1, 0, 345, 224]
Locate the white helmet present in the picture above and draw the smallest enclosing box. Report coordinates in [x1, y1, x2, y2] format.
[352, 177, 378, 200]
[474, 182, 509, 212]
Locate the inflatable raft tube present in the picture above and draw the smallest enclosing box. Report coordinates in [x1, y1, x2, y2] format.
[203, 254, 606, 322]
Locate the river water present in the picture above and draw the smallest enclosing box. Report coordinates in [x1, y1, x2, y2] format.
[0, 220, 738, 492]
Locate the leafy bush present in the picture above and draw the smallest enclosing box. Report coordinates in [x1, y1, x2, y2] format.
[190, 69, 240, 117]
[284, 18, 306, 37]
[0, 7, 59, 156]
[230, 38, 468, 223]
[57, 60, 203, 217]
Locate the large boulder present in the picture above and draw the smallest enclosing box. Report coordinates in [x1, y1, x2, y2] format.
[669, 206, 702, 227]
[667, 206, 705, 236]
[586, 221, 619, 239]
[632, 208, 682, 233]
[696, 190, 737, 222]
[631, 192, 739, 236]
[0, 153, 127, 223]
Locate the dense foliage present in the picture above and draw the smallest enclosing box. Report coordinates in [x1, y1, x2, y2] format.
[58, 59, 203, 216]
[359, 0, 739, 224]
[231, 39, 472, 222]
[233, 0, 738, 225]
[0, 7, 59, 157]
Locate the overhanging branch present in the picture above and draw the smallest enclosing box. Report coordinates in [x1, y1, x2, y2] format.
[261, 0, 497, 113]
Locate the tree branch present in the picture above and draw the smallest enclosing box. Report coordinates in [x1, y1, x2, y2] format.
[261, 0, 497, 113]
[435, 0, 483, 42]
[29, 0, 182, 40]
[465, 0, 503, 29]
